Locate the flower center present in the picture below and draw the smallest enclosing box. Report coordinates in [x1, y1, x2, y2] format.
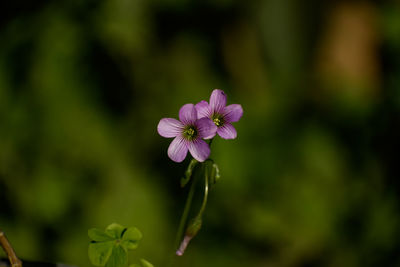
[183, 126, 198, 141]
[212, 114, 224, 127]
[213, 118, 222, 126]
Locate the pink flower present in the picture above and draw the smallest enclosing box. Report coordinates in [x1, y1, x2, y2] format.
[195, 89, 243, 139]
[157, 104, 217, 162]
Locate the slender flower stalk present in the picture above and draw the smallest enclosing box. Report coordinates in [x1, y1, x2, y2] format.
[173, 167, 199, 253]
[176, 162, 209, 256]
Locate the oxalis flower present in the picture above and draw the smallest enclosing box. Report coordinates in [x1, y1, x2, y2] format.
[195, 89, 243, 139]
[158, 104, 217, 162]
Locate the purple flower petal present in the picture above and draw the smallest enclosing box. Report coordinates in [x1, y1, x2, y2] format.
[168, 136, 189, 162]
[157, 118, 184, 138]
[209, 89, 227, 113]
[217, 123, 237, 139]
[223, 104, 243, 123]
[179, 104, 197, 125]
[195, 117, 217, 139]
[195, 100, 211, 119]
[188, 139, 210, 162]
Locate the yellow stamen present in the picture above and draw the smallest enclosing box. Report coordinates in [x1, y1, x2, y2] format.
[187, 128, 195, 136]
[213, 118, 221, 126]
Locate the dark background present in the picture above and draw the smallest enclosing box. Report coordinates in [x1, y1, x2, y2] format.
[1, 0, 400, 266]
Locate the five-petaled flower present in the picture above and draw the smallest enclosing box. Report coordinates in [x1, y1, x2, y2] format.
[158, 104, 217, 162]
[195, 89, 243, 139]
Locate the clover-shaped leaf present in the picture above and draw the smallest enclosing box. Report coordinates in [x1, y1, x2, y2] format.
[89, 228, 115, 242]
[88, 223, 142, 267]
[121, 227, 143, 250]
[105, 245, 127, 267]
[105, 223, 126, 239]
[89, 240, 114, 266]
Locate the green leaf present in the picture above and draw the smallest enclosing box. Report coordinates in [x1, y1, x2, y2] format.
[89, 228, 115, 242]
[88, 223, 142, 267]
[105, 245, 128, 267]
[121, 239, 140, 251]
[139, 258, 154, 267]
[88, 241, 114, 266]
[121, 227, 142, 250]
[122, 227, 142, 241]
[106, 223, 126, 239]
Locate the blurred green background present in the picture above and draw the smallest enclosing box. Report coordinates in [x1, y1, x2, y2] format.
[1, 0, 400, 266]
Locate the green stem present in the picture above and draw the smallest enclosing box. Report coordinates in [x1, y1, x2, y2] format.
[169, 139, 214, 264]
[167, 168, 199, 267]
[174, 162, 211, 257]
[197, 163, 209, 219]
[173, 168, 199, 252]
[208, 138, 213, 147]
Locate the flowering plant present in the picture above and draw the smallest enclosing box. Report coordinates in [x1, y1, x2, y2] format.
[88, 89, 242, 266]
[158, 89, 243, 256]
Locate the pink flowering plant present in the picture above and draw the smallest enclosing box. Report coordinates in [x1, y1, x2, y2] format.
[88, 89, 242, 267]
[158, 89, 243, 256]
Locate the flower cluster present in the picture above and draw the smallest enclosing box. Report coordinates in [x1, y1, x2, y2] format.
[157, 89, 243, 162]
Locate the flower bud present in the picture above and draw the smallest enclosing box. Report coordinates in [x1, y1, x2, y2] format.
[186, 217, 202, 237]
[176, 217, 202, 256]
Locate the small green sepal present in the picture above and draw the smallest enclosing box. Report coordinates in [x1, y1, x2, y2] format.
[181, 158, 198, 187]
[204, 159, 220, 187]
[210, 162, 220, 185]
[185, 217, 202, 238]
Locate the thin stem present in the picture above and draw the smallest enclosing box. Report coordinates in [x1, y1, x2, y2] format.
[0, 230, 22, 267]
[174, 162, 211, 257]
[197, 163, 209, 219]
[208, 138, 213, 147]
[168, 140, 214, 264]
[173, 169, 199, 252]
